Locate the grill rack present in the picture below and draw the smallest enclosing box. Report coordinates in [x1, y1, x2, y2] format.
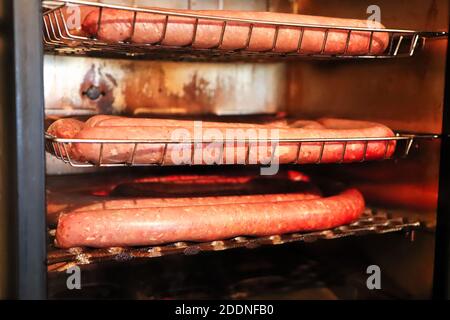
[45, 133, 436, 168]
[42, 0, 447, 61]
[47, 209, 420, 272]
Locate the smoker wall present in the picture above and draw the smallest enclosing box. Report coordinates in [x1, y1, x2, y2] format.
[44, 57, 286, 116]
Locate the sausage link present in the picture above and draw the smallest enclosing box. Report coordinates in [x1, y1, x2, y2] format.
[72, 192, 321, 212]
[48, 192, 321, 226]
[46, 171, 318, 225]
[82, 8, 389, 55]
[47, 118, 84, 159]
[46, 5, 98, 38]
[47, 118, 84, 139]
[84, 115, 322, 129]
[69, 118, 395, 165]
[55, 188, 365, 248]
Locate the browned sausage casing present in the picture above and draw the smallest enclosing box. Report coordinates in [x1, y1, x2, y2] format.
[84, 115, 324, 129]
[67, 117, 396, 165]
[47, 118, 84, 159]
[70, 192, 321, 212]
[81, 8, 389, 55]
[55, 188, 365, 248]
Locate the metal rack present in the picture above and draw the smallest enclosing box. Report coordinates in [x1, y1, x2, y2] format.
[42, 0, 447, 61]
[47, 208, 420, 272]
[45, 133, 437, 168]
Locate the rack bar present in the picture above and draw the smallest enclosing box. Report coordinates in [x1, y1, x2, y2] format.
[47, 209, 420, 271]
[44, 133, 438, 168]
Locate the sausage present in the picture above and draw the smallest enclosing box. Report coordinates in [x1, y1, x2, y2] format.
[55, 188, 365, 248]
[47, 118, 84, 139]
[46, 171, 318, 225]
[84, 115, 288, 128]
[81, 8, 389, 55]
[68, 118, 395, 165]
[73, 192, 322, 213]
[48, 191, 321, 226]
[45, 5, 98, 38]
[47, 118, 84, 159]
[84, 115, 322, 129]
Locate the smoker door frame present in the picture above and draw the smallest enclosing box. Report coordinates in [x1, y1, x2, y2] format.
[7, 0, 47, 299]
[433, 22, 450, 300]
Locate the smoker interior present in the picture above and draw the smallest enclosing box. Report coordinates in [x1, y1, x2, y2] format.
[22, 0, 450, 299]
[48, 234, 433, 300]
[45, 163, 432, 299]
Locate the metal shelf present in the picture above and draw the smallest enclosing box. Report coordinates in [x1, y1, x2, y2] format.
[47, 208, 420, 272]
[42, 0, 447, 61]
[45, 133, 437, 168]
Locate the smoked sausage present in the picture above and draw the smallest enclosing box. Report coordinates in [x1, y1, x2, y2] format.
[71, 118, 396, 165]
[81, 8, 389, 55]
[55, 188, 365, 248]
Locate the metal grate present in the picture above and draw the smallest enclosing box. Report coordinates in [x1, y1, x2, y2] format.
[45, 133, 437, 167]
[41, 0, 447, 61]
[47, 208, 420, 272]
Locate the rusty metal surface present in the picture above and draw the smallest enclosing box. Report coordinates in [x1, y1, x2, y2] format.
[44, 55, 286, 116]
[47, 209, 420, 272]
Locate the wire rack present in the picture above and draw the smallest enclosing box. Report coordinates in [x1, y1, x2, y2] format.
[42, 0, 447, 61]
[44, 133, 437, 168]
[47, 208, 420, 272]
